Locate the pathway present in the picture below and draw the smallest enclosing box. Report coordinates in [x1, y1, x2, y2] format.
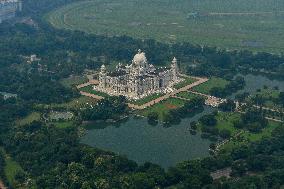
[79, 91, 104, 100]
[253, 105, 283, 113]
[76, 80, 99, 89]
[236, 110, 283, 123]
[0, 180, 7, 189]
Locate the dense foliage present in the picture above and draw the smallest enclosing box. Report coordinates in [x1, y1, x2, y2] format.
[164, 97, 205, 125]
[81, 96, 128, 121]
[235, 108, 268, 133]
[209, 76, 246, 98]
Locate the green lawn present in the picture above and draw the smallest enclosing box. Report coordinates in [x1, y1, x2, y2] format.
[193, 77, 229, 94]
[129, 93, 163, 105]
[249, 88, 282, 110]
[195, 111, 282, 153]
[47, 0, 284, 53]
[215, 112, 241, 135]
[64, 96, 97, 108]
[241, 121, 281, 141]
[53, 121, 74, 129]
[15, 112, 41, 126]
[60, 75, 88, 88]
[0, 148, 24, 188]
[216, 112, 282, 152]
[4, 157, 23, 187]
[35, 96, 98, 110]
[174, 77, 197, 89]
[80, 85, 110, 97]
[139, 97, 186, 120]
[176, 91, 200, 100]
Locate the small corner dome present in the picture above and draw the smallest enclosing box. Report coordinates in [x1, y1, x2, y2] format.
[101, 64, 106, 69]
[133, 50, 147, 65]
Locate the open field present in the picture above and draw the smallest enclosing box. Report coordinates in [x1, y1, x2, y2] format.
[47, 0, 284, 53]
[216, 113, 281, 141]
[215, 112, 241, 135]
[4, 157, 23, 187]
[34, 96, 98, 111]
[80, 85, 110, 98]
[52, 121, 74, 129]
[214, 112, 282, 152]
[55, 96, 98, 109]
[192, 77, 229, 94]
[139, 97, 186, 120]
[0, 148, 24, 188]
[249, 88, 283, 110]
[15, 112, 41, 126]
[174, 77, 197, 89]
[176, 91, 200, 100]
[129, 93, 163, 106]
[60, 75, 88, 88]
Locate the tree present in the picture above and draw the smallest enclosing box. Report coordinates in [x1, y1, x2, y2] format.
[235, 92, 250, 102]
[129, 173, 155, 189]
[231, 160, 247, 177]
[219, 129, 231, 139]
[190, 121, 197, 130]
[219, 100, 236, 112]
[200, 114, 217, 126]
[210, 87, 226, 98]
[0, 151, 5, 178]
[252, 94, 265, 106]
[163, 110, 181, 125]
[147, 112, 159, 126]
[278, 92, 284, 107]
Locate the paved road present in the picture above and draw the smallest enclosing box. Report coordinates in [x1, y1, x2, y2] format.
[80, 91, 104, 100]
[76, 80, 99, 89]
[236, 110, 283, 123]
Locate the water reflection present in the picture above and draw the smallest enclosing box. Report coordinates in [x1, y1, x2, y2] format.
[81, 107, 213, 168]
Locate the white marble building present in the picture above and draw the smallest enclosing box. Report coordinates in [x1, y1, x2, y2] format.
[94, 50, 181, 100]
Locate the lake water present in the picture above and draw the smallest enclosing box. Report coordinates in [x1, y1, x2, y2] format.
[81, 106, 213, 168]
[81, 74, 284, 168]
[229, 73, 284, 99]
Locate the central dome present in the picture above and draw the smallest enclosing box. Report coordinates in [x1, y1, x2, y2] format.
[133, 50, 147, 66]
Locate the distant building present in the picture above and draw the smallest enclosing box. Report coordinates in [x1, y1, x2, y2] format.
[0, 0, 22, 23]
[26, 54, 40, 64]
[95, 50, 182, 100]
[0, 92, 17, 100]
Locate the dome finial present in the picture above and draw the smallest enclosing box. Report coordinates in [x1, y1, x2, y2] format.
[138, 49, 142, 54]
[100, 64, 106, 71]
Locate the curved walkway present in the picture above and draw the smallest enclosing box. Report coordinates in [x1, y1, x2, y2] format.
[76, 80, 99, 89]
[0, 180, 7, 189]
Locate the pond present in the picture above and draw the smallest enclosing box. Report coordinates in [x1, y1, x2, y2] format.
[81, 106, 214, 168]
[229, 73, 284, 99]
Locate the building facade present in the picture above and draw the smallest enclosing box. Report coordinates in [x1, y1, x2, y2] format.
[95, 50, 182, 100]
[0, 0, 22, 23]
